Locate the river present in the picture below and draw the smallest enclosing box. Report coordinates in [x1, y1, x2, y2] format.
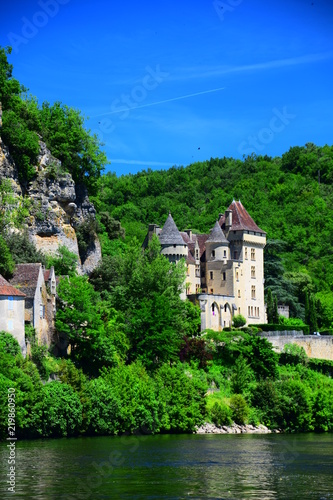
[1, 433, 333, 499]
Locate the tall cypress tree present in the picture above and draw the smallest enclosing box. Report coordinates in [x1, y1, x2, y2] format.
[266, 288, 274, 323]
[273, 295, 279, 324]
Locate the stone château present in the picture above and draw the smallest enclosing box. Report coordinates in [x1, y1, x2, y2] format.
[145, 200, 266, 330]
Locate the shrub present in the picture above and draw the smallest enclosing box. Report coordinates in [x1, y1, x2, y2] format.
[229, 394, 249, 425]
[42, 381, 82, 437]
[210, 401, 232, 426]
[233, 314, 246, 328]
[280, 343, 308, 366]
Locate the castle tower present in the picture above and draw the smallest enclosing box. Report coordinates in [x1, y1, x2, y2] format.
[159, 213, 188, 299]
[222, 200, 266, 324]
[205, 221, 232, 296]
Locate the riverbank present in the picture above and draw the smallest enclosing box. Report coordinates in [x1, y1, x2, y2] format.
[196, 422, 281, 434]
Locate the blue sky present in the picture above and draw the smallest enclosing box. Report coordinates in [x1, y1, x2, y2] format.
[1, 0, 333, 175]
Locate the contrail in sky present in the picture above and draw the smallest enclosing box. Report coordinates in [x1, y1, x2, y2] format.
[95, 87, 225, 117]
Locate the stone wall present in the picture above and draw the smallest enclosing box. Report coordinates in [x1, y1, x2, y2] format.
[260, 332, 333, 361]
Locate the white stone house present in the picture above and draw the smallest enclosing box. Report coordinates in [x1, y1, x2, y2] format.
[0, 274, 26, 355]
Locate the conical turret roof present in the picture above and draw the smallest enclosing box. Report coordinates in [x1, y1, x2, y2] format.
[159, 213, 186, 245]
[206, 221, 229, 244]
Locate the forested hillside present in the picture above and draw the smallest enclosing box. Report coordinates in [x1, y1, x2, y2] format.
[95, 145, 333, 327]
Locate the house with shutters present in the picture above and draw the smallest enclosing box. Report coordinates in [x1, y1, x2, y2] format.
[144, 200, 266, 331]
[0, 274, 26, 355]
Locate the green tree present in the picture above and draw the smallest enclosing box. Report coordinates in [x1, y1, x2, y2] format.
[230, 355, 254, 394]
[55, 275, 118, 374]
[46, 245, 78, 276]
[39, 101, 107, 193]
[229, 394, 249, 425]
[154, 363, 207, 432]
[0, 236, 14, 278]
[266, 288, 274, 323]
[41, 382, 82, 437]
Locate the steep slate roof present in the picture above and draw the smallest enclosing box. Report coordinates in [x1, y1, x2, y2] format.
[221, 200, 266, 234]
[10, 263, 42, 299]
[159, 213, 186, 245]
[0, 274, 25, 297]
[206, 221, 229, 244]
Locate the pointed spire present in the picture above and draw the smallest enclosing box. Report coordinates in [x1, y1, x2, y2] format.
[159, 213, 185, 245]
[206, 220, 229, 243]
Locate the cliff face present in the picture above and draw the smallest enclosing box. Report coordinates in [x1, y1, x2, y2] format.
[0, 138, 101, 274]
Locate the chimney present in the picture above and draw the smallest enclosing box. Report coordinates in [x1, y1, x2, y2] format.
[185, 229, 192, 240]
[225, 209, 232, 230]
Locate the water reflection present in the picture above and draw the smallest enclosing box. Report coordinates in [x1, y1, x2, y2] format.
[0, 433, 332, 499]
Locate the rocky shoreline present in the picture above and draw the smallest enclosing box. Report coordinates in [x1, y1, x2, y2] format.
[196, 422, 281, 434]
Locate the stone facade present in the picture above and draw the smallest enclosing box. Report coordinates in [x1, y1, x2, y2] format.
[145, 200, 266, 330]
[0, 275, 26, 355]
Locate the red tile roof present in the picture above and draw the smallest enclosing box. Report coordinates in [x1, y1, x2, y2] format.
[0, 275, 26, 297]
[221, 200, 266, 234]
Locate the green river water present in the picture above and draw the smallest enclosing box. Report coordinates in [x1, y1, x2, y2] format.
[1, 433, 332, 499]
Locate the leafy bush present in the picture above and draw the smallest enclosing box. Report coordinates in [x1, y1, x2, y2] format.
[229, 394, 249, 425]
[0, 331, 21, 357]
[233, 314, 246, 328]
[41, 382, 82, 437]
[209, 401, 232, 426]
[280, 343, 308, 366]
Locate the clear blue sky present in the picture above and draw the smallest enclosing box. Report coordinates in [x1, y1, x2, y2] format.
[1, 0, 333, 175]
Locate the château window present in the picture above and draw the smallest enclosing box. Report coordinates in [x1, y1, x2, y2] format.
[223, 272, 226, 281]
[238, 289, 241, 298]
[236, 270, 239, 281]
[7, 320, 13, 331]
[195, 265, 200, 277]
[223, 250, 227, 258]
[195, 249, 199, 259]
[210, 271, 213, 280]
[251, 248, 255, 260]
[40, 304, 45, 319]
[248, 306, 251, 317]
[251, 266, 256, 278]
[251, 306, 253, 316]
[196, 284, 200, 293]
[8, 297, 13, 310]
[210, 288, 214, 294]
[251, 285, 256, 299]
[211, 250, 215, 258]
[245, 247, 248, 259]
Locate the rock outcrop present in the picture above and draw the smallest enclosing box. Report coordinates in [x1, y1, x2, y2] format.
[195, 422, 280, 434]
[0, 138, 101, 274]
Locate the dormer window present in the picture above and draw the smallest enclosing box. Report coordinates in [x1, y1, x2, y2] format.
[211, 250, 215, 258]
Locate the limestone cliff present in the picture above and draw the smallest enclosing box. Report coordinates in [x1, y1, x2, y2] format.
[0, 138, 101, 274]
